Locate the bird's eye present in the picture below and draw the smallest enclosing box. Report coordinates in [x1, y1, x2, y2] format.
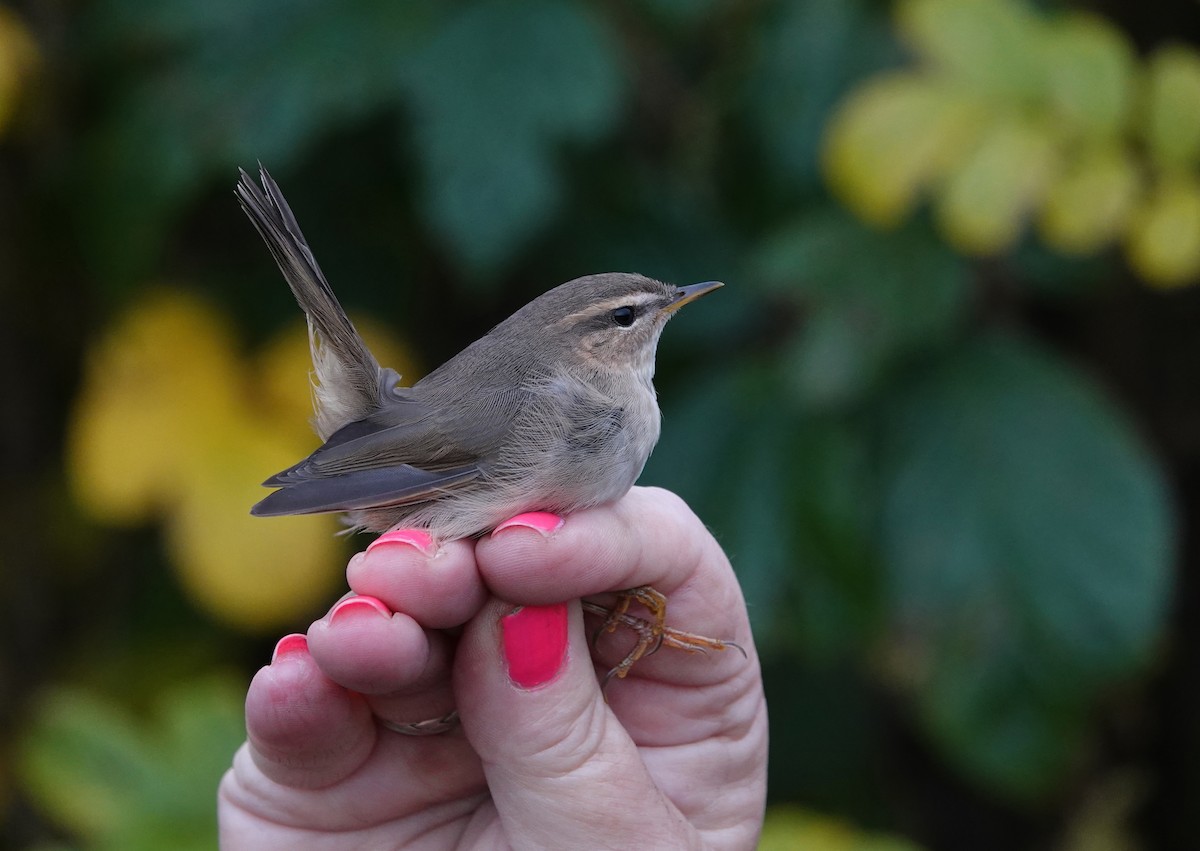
[611, 306, 636, 327]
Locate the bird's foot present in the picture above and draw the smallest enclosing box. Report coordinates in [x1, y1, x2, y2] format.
[582, 587, 744, 687]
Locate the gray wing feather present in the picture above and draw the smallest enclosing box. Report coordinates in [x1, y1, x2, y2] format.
[251, 464, 480, 516]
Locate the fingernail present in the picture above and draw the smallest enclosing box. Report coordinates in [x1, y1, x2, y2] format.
[502, 603, 568, 689]
[493, 511, 564, 538]
[366, 528, 436, 556]
[271, 633, 309, 663]
[329, 595, 391, 623]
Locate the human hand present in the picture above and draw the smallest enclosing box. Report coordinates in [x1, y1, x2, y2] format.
[218, 486, 768, 849]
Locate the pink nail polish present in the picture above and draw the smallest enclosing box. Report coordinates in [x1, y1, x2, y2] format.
[329, 595, 391, 623]
[271, 633, 308, 663]
[493, 511, 564, 537]
[502, 603, 568, 689]
[366, 528, 436, 556]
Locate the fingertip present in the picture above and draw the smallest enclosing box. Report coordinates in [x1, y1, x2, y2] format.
[347, 537, 487, 629]
[455, 599, 602, 758]
[328, 594, 392, 623]
[367, 527, 437, 556]
[308, 604, 434, 695]
[492, 511, 564, 537]
[501, 603, 569, 690]
[246, 640, 375, 789]
[271, 633, 310, 664]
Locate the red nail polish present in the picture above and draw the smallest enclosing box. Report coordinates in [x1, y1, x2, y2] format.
[493, 511, 564, 537]
[502, 603, 568, 689]
[330, 595, 391, 623]
[367, 528, 436, 556]
[271, 633, 308, 663]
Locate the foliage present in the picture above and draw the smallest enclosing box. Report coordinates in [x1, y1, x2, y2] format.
[1, 0, 1192, 848]
[824, 0, 1200, 286]
[18, 678, 245, 851]
[759, 806, 928, 851]
[0, 6, 37, 134]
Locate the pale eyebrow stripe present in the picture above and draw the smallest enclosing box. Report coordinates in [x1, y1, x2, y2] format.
[556, 293, 662, 328]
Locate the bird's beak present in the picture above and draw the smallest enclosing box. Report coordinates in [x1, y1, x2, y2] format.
[662, 280, 723, 314]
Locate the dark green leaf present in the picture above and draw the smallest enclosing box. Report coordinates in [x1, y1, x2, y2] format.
[646, 367, 882, 657]
[743, 0, 897, 190]
[401, 0, 624, 279]
[878, 334, 1173, 798]
[80, 0, 439, 288]
[18, 677, 246, 850]
[749, 208, 970, 408]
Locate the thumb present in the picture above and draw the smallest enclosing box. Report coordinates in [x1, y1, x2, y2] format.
[453, 598, 697, 849]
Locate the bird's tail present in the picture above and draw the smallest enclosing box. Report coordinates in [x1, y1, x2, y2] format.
[236, 165, 384, 439]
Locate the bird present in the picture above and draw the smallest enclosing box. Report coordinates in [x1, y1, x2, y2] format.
[235, 164, 735, 682]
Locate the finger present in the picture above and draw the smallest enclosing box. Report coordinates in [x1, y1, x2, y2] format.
[454, 599, 700, 848]
[242, 634, 375, 790]
[347, 530, 486, 629]
[306, 595, 457, 733]
[306, 595, 451, 693]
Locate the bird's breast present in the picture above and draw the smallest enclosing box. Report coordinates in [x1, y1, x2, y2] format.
[490, 371, 661, 510]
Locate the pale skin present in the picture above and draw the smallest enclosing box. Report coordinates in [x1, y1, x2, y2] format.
[218, 487, 769, 849]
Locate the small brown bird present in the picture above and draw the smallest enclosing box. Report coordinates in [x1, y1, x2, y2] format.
[236, 165, 733, 681]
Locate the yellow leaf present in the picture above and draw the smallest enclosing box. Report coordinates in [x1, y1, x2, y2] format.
[759, 806, 927, 851]
[896, 0, 1046, 100]
[1059, 771, 1146, 851]
[1043, 13, 1136, 139]
[70, 291, 421, 629]
[166, 421, 343, 631]
[68, 292, 244, 524]
[1038, 143, 1139, 255]
[1125, 176, 1200, 287]
[823, 73, 986, 227]
[1142, 44, 1200, 170]
[934, 113, 1060, 254]
[0, 7, 38, 135]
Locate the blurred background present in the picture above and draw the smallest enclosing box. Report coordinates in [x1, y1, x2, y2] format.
[2, 0, 1199, 847]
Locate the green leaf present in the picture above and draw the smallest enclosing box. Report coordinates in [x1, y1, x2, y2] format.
[401, 0, 624, 280]
[750, 209, 970, 408]
[745, 0, 897, 190]
[641, 368, 788, 639]
[645, 366, 883, 659]
[80, 0, 439, 289]
[781, 417, 882, 660]
[18, 677, 246, 850]
[633, 0, 722, 30]
[878, 334, 1173, 798]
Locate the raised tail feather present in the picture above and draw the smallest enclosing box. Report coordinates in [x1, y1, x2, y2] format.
[236, 165, 384, 439]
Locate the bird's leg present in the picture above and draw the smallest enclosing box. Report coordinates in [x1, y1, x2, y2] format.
[582, 587, 745, 686]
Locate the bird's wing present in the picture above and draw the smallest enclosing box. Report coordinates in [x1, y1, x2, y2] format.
[253, 385, 516, 516]
[263, 382, 522, 483]
[251, 463, 480, 516]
